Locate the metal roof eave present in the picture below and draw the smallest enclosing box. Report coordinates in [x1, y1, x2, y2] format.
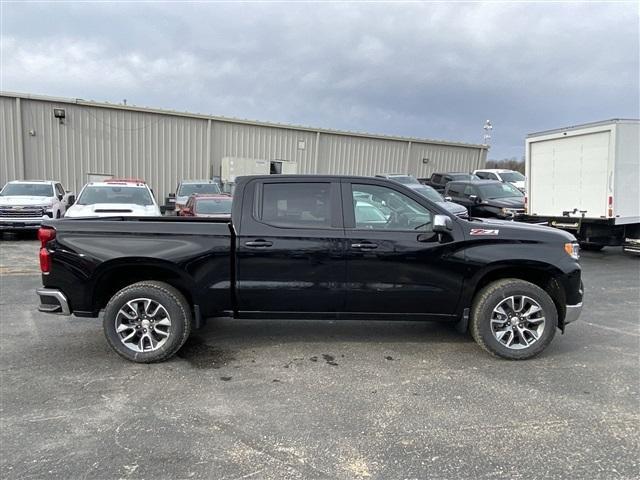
[1, 90, 488, 150]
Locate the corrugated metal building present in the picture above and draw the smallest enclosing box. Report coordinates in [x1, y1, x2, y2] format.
[1, 91, 488, 200]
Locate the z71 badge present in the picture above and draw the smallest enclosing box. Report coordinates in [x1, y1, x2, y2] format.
[470, 228, 499, 236]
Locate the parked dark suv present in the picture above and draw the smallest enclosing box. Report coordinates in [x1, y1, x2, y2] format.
[445, 180, 525, 219]
[423, 172, 479, 192]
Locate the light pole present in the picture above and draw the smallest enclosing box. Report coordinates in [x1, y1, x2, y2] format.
[483, 120, 493, 146]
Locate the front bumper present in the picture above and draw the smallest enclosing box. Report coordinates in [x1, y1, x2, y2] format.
[0, 217, 45, 230]
[564, 302, 582, 325]
[36, 288, 71, 315]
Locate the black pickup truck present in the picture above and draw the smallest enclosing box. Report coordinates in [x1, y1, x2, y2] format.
[35, 175, 583, 363]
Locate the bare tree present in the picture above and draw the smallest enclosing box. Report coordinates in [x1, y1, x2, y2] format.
[485, 156, 525, 173]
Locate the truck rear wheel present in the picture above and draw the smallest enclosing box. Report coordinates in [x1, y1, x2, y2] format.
[103, 281, 191, 363]
[470, 279, 557, 360]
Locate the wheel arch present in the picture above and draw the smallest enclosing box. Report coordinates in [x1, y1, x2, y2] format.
[90, 258, 198, 315]
[464, 262, 568, 329]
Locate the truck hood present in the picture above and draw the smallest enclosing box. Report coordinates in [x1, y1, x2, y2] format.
[175, 196, 190, 207]
[509, 180, 525, 191]
[0, 196, 53, 206]
[465, 217, 577, 242]
[65, 203, 160, 218]
[484, 196, 525, 208]
[437, 201, 468, 217]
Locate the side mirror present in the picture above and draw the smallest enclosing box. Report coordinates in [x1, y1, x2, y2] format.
[469, 195, 479, 203]
[444, 196, 452, 202]
[57, 194, 63, 201]
[433, 214, 453, 233]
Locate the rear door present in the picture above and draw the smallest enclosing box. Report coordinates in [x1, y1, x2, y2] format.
[236, 178, 346, 314]
[342, 180, 463, 316]
[528, 131, 610, 217]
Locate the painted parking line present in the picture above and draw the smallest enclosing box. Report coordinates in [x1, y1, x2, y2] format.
[582, 321, 640, 337]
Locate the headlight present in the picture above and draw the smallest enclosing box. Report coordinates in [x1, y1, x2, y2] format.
[564, 242, 580, 260]
[500, 208, 516, 217]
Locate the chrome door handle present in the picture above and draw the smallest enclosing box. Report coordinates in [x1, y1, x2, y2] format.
[351, 243, 378, 249]
[245, 240, 273, 248]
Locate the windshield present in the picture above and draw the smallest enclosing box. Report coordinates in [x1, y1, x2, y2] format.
[78, 186, 154, 206]
[389, 175, 420, 185]
[412, 186, 444, 203]
[0, 183, 54, 197]
[195, 197, 232, 214]
[499, 171, 525, 182]
[178, 183, 221, 196]
[478, 182, 523, 199]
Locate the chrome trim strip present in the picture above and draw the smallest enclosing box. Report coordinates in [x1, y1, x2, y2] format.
[36, 288, 70, 315]
[564, 302, 582, 325]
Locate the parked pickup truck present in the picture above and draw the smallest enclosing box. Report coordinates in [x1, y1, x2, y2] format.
[35, 175, 583, 363]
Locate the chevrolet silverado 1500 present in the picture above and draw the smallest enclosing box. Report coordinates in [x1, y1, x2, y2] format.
[35, 175, 583, 362]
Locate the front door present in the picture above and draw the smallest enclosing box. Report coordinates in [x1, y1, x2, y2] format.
[343, 181, 464, 316]
[236, 178, 345, 314]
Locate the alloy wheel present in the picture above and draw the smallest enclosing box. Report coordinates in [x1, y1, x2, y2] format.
[490, 295, 546, 350]
[115, 298, 171, 352]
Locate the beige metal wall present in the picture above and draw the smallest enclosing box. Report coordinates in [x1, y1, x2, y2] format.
[0, 93, 487, 201]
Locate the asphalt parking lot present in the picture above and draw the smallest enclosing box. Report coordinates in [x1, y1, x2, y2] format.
[1, 235, 638, 479]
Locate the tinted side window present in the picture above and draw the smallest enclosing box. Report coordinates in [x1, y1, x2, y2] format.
[475, 172, 489, 179]
[463, 185, 477, 197]
[260, 183, 331, 228]
[446, 183, 461, 196]
[55, 184, 64, 196]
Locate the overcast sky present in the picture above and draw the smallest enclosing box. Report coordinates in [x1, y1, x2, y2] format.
[1, 2, 638, 159]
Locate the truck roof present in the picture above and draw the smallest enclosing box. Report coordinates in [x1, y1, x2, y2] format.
[527, 118, 640, 138]
[6, 180, 58, 184]
[447, 179, 501, 185]
[179, 179, 217, 184]
[474, 169, 518, 174]
[85, 181, 149, 188]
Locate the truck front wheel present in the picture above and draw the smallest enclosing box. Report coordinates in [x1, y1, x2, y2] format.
[470, 279, 558, 360]
[103, 281, 192, 363]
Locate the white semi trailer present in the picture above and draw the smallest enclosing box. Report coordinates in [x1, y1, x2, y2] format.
[524, 119, 639, 254]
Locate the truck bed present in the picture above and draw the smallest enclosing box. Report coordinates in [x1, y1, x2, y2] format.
[41, 217, 234, 317]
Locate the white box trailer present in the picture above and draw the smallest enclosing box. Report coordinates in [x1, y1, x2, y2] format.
[524, 119, 639, 254]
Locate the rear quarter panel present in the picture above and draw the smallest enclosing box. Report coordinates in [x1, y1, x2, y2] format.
[43, 219, 232, 316]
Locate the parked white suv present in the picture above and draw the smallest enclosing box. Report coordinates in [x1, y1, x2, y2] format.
[65, 179, 161, 218]
[473, 169, 526, 192]
[0, 180, 74, 231]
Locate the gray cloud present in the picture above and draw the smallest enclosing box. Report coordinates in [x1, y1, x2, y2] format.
[1, 2, 638, 159]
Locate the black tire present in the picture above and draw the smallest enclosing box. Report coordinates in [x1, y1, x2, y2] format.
[470, 279, 557, 360]
[103, 281, 191, 363]
[579, 242, 604, 252]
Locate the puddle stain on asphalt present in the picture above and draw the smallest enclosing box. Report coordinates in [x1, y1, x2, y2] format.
[309, 354, 339, 366]
[322, 354, 338, 366]
[177, 338, 236, 369]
